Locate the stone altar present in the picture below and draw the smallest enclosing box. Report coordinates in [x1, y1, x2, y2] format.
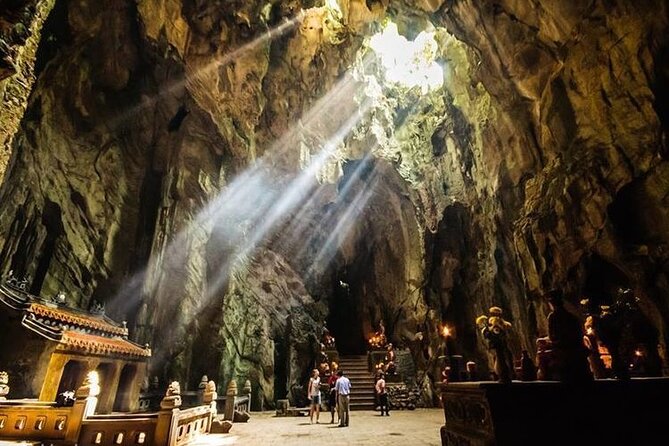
[440, 379, 669, 445]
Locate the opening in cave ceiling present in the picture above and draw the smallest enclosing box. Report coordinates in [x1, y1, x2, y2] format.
[368, 20, 443, 93]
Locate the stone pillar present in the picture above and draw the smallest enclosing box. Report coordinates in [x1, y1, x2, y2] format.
[154, 382, 182, 446]
[39, 353, 69, 401]
[95, 362, 122, 414]
[203, 380, 218, 415]
[198, 375, 208, 404]
[121, 361, 146, 413]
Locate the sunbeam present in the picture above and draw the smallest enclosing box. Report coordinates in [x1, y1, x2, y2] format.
[105, 14, 302, 131]
[109, 58, 375, 329]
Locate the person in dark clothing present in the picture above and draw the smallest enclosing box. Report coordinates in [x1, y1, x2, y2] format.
[328, 372, 338, 424]
[375, 372, 389, 416]
[547, 290, 593, 383]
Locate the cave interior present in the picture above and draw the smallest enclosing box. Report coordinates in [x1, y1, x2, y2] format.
[1, 0, 669, 443]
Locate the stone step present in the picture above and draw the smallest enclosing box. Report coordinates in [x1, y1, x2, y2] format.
[350, 403, 375, 410]
[349, 389, 375, 394]
[350, 396, 376, 402]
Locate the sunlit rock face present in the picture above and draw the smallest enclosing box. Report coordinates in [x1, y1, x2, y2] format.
[0, 0, 668, 407]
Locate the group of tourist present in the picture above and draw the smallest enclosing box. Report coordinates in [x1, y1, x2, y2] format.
[307, 368, 351, 427]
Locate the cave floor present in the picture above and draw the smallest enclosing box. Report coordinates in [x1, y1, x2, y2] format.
[194, 408, 443, 445]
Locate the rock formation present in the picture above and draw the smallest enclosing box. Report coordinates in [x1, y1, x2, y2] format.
[0, 0, 668, 407]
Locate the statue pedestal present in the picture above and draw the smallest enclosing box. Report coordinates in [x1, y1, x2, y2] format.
[440, 379, 669, 446]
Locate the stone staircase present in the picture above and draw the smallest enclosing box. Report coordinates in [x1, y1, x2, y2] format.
[338, 355, 376, 411]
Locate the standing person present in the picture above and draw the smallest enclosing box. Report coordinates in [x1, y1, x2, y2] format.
[328, 370, 338, 424]
[334, 370, 351, 427]
[547, 290, 592, 383]
[375, 372, 389, 416]
[308, 369, 321, 424]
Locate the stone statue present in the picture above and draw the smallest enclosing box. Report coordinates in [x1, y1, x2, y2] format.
[76, 371, 101, 399]
[90, 299, 105, 314]
[6, 271, 29, 289]
[476, 307, 515, 383]
[160, 381, 182, 409]
[0, 371, 9, 399]
[318, 342, 331, 376]
[6, 270, 18, 287]
[56, 390, 76, 407]
[384, 343, 397, 375]
[17, 275, 30, 291]
[546, 290, 592, 383]
[54, 291, 66, 304]
[69, 371, 98, 416]
[582, 311, 608, 379]
[369, 320, 388, 350]
[204, 380, 218, 404]
[596, 288, 645, 380]
[322, 324, 336, 349]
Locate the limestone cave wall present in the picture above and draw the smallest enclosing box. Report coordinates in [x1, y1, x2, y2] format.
[0, 0, 668, 407]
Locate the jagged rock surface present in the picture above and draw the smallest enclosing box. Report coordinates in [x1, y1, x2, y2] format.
[0, 0, 668, 407]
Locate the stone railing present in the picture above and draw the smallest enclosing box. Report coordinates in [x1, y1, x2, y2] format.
[222, 379, 252, 421]
[0, 372, 217, 445]
[0, 401, 74, 442]
[79, 413, 159, 445]
[139, 377, 252, 419]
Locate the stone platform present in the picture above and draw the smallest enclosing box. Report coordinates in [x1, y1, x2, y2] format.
[193, 409, 443, 445]
[440, 378, 669, 446]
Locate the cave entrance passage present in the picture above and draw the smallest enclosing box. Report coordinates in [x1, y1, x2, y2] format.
[328, 280, 366, 355]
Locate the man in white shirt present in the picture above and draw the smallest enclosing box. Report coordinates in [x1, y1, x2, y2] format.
[334, 370, 351, 427]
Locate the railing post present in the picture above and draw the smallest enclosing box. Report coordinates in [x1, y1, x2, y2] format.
[203, 380, 218, 430]
[65, 371, 100, 443]
[0, 371, 9, 400]
[223, 380, 237, 421]
[198, 375, 208, 405]
[242, 380, 251, 412]
[154, 381, 182, 446]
